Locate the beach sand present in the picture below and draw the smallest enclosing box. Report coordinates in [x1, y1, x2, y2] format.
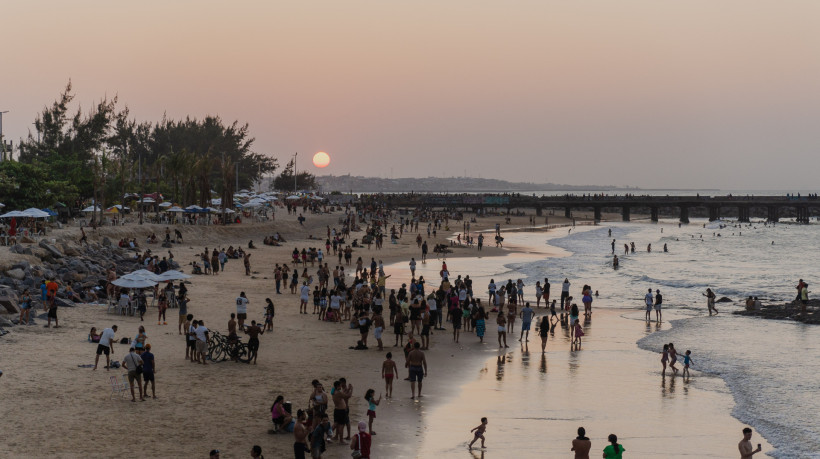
[0, 209, 765, 458]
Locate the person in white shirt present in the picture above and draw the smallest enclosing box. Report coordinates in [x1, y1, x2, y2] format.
[330, 292, 342, 323]
[194, 320, 210, 365]
[409, 258, 417, 277]
[561, 279, 571, 310]
[645, 288, 654, 322]
[300, 282, 311, 314]
[93, 325, 118, 371]
[236, 292, 249, 328]
[488, 280, 497, 306]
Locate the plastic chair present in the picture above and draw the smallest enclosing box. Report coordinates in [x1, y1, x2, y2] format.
[117, 297, 130, 316]
[109, 375, 128, 399]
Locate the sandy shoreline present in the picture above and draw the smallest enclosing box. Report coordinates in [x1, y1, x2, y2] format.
[0, 210, 587, 458]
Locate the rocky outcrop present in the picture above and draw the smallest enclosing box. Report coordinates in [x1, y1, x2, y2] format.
[734, 299, 820, 324]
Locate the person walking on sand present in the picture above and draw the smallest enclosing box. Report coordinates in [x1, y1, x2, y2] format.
[406, 342, 427, 399]
[474, 304, 486, 343]
[300, 282, 310, 314]
[572, 319, 584, 347]
[468, 417, 488, 449]
[245, 320, 263, 364]
[738, 427, 762, 458]
[668, 342, 679, 375]
[704, 288, 718, 315]
[382, 352, 398, 398]
[93, 325, 118, 370]
[682, 350, 693, 378]
[603, 434, 625, 458]
[561, 278, 571, 310]
[538, 315, 550, 352]
[571, 426, 592, 459]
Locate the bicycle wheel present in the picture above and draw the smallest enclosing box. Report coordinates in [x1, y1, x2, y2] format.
[235, 343, 251, 363]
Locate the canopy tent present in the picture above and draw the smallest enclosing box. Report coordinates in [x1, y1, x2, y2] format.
[112, 277, 157, 289]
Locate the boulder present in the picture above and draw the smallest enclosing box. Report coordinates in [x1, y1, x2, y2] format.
[38, 240, 63, 258]
[9, 244, 32, 255]
[5, 269, 25, 280]
[716, 296, 733, 303]
[20, 235, 35, 244]
[0, 294, 20, 313]
[11, 260, 31, 271]
[102, 237, 112, 247]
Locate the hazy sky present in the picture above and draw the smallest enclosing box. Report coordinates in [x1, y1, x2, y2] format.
[4, 1, 820, 189]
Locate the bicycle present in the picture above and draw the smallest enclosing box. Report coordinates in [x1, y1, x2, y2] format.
[207, 331, 250, 363]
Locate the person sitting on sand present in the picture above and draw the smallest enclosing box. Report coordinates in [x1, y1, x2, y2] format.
[65, 285, 83, 303]
[270, 395, 293, 433]
[88, 327, 101, 343]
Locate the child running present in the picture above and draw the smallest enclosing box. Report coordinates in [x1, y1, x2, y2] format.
[364, 389, 381, 435]
[683, 350, 693, 377]
[468, 417, 488, 449]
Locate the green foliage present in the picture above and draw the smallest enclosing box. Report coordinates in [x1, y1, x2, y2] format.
[0, 161, 77, 209]
[273, 158, 317, 192]
[12, 82, 279, 210]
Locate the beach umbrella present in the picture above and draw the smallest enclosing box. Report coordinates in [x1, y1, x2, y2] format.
[286, 195, 301, 200]
[158, 201, 172, 208]
[0, 210, 26, 218]
[156, 270, 191, 281]
[41, 208, 58, 217]
[81, 205, 101, 212]
[0, 203, 4, 208]
[104, 206, 119, 214]
[185, 205, 203, 211]
[112, 277, 157, 288]
[22, 208, 51, 218]
[124, 269, 163, 282]
[166, 206, 185, 212]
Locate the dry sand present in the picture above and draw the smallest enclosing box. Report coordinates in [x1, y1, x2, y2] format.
[0, 210, 576, 458]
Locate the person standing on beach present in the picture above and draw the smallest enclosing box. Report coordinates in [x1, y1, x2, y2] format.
[236, 292, 249, 329]
[194, 320, 209, 365]
[654, 289, 663, 322]
[496, 312, 508, 348]
[243, 252, 251, 276]
[409, 257, 417, 277]
[350, 421, 372, 458]
[300, 282, 310, 314]
[246, 320, 263, 365]
[602, 434, 625, 458]
[293, 410, 309, 459]
[704, 288, 718, 315]
[406, 342, 427, 399]
[141, 343, 156, 399]
[738, 427, 762, 458]
[645, 289, 654, 322]
[519, 302, 534, 342]
[332, 380, 352, 443]
[571, 426, 591, 459]
[668, 342, 679, 375]
[543, 278, 550, 305]
[122, 346, 145, 402]
[661, 344, 669, 376]
[561, 278, 571, 310]
[93, 325, 117, 370]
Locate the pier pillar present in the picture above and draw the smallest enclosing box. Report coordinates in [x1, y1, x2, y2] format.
[796, 206, 809, 223]
[593, 206, 602, 222]
[535, 206, 543, 217]
[767, 206, 779, 223]
[622, 206, 631, 222]
[737, 206, 750, 223]
[679, 206, 689, 224]
[565, 207, 572, 219]
[650, 207, 659, 222]
[709, 205, 721, 222]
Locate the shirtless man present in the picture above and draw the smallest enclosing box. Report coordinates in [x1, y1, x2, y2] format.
[738, 427, 762, 458]
[106, 267, 117, 298]
[406, 342, 428, 399]
[332, 380, 353, 443]
[382, 352, 398, 398]
[293, 410, 309, 459]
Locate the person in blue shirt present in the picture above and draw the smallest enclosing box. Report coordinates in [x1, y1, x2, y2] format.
[40, 280, 48, 308]
[141, 344, 156, 399]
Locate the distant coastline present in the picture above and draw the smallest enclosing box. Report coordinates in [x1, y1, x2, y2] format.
[315, 174, 720, 194]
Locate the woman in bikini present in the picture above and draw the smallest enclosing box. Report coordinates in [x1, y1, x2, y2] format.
[496, 312, 508, 348]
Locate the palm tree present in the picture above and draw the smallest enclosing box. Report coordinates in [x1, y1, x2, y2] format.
[220, 155, 235, 224]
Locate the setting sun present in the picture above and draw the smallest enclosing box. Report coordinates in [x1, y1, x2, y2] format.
[312, 151, 330, 168]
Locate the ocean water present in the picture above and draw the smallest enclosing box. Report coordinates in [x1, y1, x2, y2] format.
[497, 219, 820, 458]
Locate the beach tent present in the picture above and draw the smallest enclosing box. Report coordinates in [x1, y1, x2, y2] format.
[112, 277, 157, 288]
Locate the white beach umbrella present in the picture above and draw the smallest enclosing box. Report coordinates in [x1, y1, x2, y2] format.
[166, 206, 185, 212]
[112, 277, 157, 288]
[81, 205, 101, 212]
[185, 205, 203, 211]
[158, 201, 172, 208]
[286, 195, 302, 200]
[0, 210, 26, 218]
[156, 270, 191, 281]
[22, 208, 51, 218]
[124, 269, 163, 282]
[0, 203, 5, 208]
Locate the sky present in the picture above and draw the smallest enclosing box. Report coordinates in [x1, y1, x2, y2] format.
[3, 1, 820, 189]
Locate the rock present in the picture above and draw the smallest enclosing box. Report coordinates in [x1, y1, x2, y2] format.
[11, 260, 31, 271]
[20, 235, 35, 244]
[38, 240, 63, 258]
[5, 269, 25, 280]
[102, 237, 112, 247]
[0, 294, 20, 313]
[716, 296, 733, 303]
[9, 244, 32, 255]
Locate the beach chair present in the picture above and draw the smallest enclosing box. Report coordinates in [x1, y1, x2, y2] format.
[107, 299, 119, 314]
[109, 375, 128, 399]
[117, 297, 129, 316]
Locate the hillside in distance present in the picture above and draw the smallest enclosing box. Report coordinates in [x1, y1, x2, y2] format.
[315, 175, 633, 193]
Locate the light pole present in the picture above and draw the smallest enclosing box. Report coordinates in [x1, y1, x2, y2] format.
[0, 111, 8, 161]
[293, 152, 298, 192]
